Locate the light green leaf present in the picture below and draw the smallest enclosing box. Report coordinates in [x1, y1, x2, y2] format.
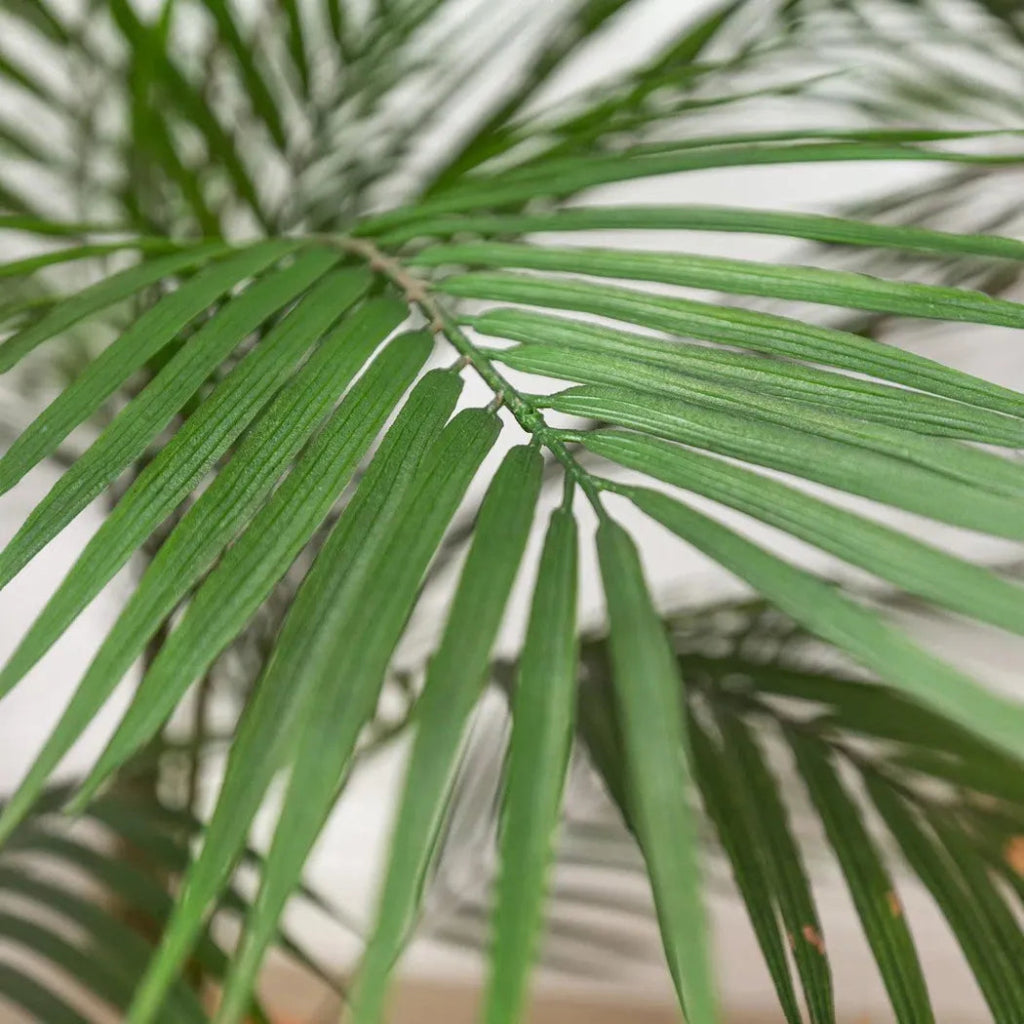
[416, 240, 1024, 330]
[0, 245, 337, 591]
[359, 139, 1024, 233]
[0, 263, 365, 703]
[787, 730, 934, 1024]
[120, 366, 461, 1024]
[214, 407, 500, 1024]
[581, 430, 1024, 635]
[688, 711, 803, 1024]
[0, 239, 186, 279]
[628, 486, 1024, 760]
[502, 344, 1024, 499]
[354, 444, 543, 1024]
[548, 387, 1024, 539]
[472, 309, 1024, 445]
[596, 518, 717, 1024]
[483, 507, 578, 1024]
[380, 203, 1024, 262]
[0, 240, 236, 373]
[439, 273, 1024, 419]
[0, 287, 403, 847]
[71, 332, 436, 810]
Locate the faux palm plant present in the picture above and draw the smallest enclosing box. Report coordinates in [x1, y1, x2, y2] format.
[3, 0, 1024, 1021]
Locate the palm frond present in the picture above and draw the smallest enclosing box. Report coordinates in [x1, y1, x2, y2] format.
[3, 1, 1024, 1022]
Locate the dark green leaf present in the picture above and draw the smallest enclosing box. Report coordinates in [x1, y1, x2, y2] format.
[417, 240, 1024, 331]
[0, 263, 365, 702]
[581, 430, 1024, 635]
[359, 139, 1024, 233]
[354, 445, 544, 1024]
[0, 245, 337, 591]
[548, 388, 1024, 539]
[214, 407, 500, 1024]
[381, 203, 1024, 262]
[440, 273, 1024, 418]
[713, 709, 833, 1023]
[473, 309, 1024, 445]
[0, 241, 236, 373]
[71, 331, 436, 808]
[867, 776, 1024, 1022]
[120, 366, 461, 1023]
[596, 518, 717, 1023]
[688, 712, 803, 1024]
[787, 731, 934, 1024]
[0, 287, 404, 847]
[483, 508, 578, 1024]
[504, 345, 1024, 499]
[630, 487, 1024, 759]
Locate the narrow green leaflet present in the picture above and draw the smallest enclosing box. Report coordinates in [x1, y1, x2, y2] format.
[358, 139, 1024, 233]
[688, 712, 803, 1024]
[0, 240, 300, 493]
[0, 289, 403, 846]
[501, 344, 1024, 499]
[478, 131, 1019, 187]
[380, 203, 1024, 261]
[866, 777, 1024, 1022]
[439, 273, 1024, 418]
[0, 240, 237, 373]
[72, 333, 437, 808]
[596, 519, 717, 1024]
[0, 246, 337, 592]
[629, 487, 1024, 759]
[690, 657, 1024, 788]
[715, 709, 834, 1023]
[787, 731, 934, 1024]
[0, 262, 364, 702]
[472, 309, 1024, 445]
[214, 407, 500, 1024]
[894, 747, 1024, 808]
[354, 445, 543, 1024]
[0, 239, 186, 279]
[416, 241, 1024, 330]
[483, 508, 578, 1024]
[548, 388, 1024, 539]
[927, 813, 1024, 993]
[581, 431, 1024, 636]
[119, 367, 461, 1024]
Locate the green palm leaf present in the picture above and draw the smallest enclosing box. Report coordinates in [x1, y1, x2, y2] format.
[4, 2, 1024, 1022]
